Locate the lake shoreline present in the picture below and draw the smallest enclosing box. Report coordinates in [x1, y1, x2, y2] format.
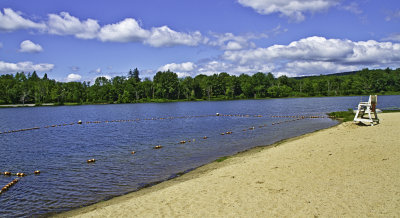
[55, 112, 400, 217]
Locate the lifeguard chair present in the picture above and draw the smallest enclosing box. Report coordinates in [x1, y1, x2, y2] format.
[354, 95, 379, 126]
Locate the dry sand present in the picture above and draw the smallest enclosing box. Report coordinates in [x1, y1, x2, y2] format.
[60, 113, 400, 217]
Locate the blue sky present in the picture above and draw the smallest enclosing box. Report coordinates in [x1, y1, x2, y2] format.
[1, 0, 400, 82]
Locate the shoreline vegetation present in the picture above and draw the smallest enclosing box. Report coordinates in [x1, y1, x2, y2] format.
[1, 68, 400, 107]
[57, 112, 400, 217]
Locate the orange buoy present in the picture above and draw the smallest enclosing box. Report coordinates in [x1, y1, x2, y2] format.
[131, 151, 136, 155]
[154, 145, 163, 149]
[34, 170, 40, 174]
[4, 171, 11, 176]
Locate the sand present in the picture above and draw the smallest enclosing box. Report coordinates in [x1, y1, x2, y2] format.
[60, 113, 400, 217]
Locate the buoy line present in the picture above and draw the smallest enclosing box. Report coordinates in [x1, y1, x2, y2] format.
[0, 113, 267, 136]
[0, 114, 327, 195]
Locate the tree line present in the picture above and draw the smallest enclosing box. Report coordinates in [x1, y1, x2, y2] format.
[0, 67, 399, 105]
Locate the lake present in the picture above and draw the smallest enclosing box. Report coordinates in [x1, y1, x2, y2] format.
[1, 95, 399, 217]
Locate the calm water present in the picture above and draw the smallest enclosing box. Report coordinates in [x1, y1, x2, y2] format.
[1, 96, 399, 217]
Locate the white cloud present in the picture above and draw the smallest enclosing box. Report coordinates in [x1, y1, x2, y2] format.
[226, 41, 244, 50]
[66, 73, 82, 82]
[95, 68, 101, 73]
[222, 36, 400, 76]
[237, 0, 340, 22]
[99, 19, 205, 47]
[19, 40, 43, 53]
[47, 12, 100, 39]
[98, 18, 150, 42]
[158, 62, 196, 77]
[0, 60, 54, 74]
[0, 8, 45, 31]
[145, 26, 204, 47]
[224, 36, 400, 65]
[2, 8, 205, 48]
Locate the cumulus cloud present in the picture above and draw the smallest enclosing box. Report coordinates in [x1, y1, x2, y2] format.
[237, 0, 340, 22]
[99, 19, 205, 47]
[2, 8, 205, 48]
[19, 40, 43, 53]
[66, 73, 82, 82]
[222, 36, 400, 76]
[224, 36, 400, 65]
[47, 12, 100, 39]
[145, 26, 204, 47]
[0, 60, 54, 74]
[0, 8, 45, 31]
[98, 18, 149, 42]
[158, 62, 196, 77]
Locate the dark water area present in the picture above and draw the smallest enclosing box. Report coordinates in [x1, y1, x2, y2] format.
[1, 95, 399, 217]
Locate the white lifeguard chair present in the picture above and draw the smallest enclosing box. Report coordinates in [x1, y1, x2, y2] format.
[354, 95, 379, 126]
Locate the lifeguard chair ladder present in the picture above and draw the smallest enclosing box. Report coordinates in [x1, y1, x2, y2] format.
[353, 95, 379, 126]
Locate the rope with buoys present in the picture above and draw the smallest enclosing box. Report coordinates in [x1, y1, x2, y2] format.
[0, 112, 333, 196]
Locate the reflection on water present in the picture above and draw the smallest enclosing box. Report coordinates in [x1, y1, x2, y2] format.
[0, 96, 399, 217]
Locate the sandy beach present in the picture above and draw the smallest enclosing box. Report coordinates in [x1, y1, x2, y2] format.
[60, 113, 400, 217]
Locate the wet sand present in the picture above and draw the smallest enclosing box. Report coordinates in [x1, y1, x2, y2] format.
[59, 113, 400, 217]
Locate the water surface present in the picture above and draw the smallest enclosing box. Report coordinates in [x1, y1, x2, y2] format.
[1, 96, 399, 217]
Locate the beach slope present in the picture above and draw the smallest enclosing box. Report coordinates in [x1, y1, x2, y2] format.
[62, 113, 400, 217]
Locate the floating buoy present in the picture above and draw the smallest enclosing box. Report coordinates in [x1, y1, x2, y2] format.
[203, 136, 208, 139]
[131, 151, 136, 155]
[216, 113, 220, 116]
[0, 178, 19, 195]
[16, 173, 26, 177]
[220, 133, 225, 135]
[87, 159, 96, 163]
[226, 131, 232, 134]
[4, 172, 11, 176]
[34, 170, 40, 174]
[179, 141, 186, 144]
[154, 145, 163, 149]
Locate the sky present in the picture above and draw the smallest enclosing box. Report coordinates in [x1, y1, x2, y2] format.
[0, 0, 400, 82]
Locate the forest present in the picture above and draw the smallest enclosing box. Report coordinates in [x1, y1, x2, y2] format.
[0, 67, 399, 105]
